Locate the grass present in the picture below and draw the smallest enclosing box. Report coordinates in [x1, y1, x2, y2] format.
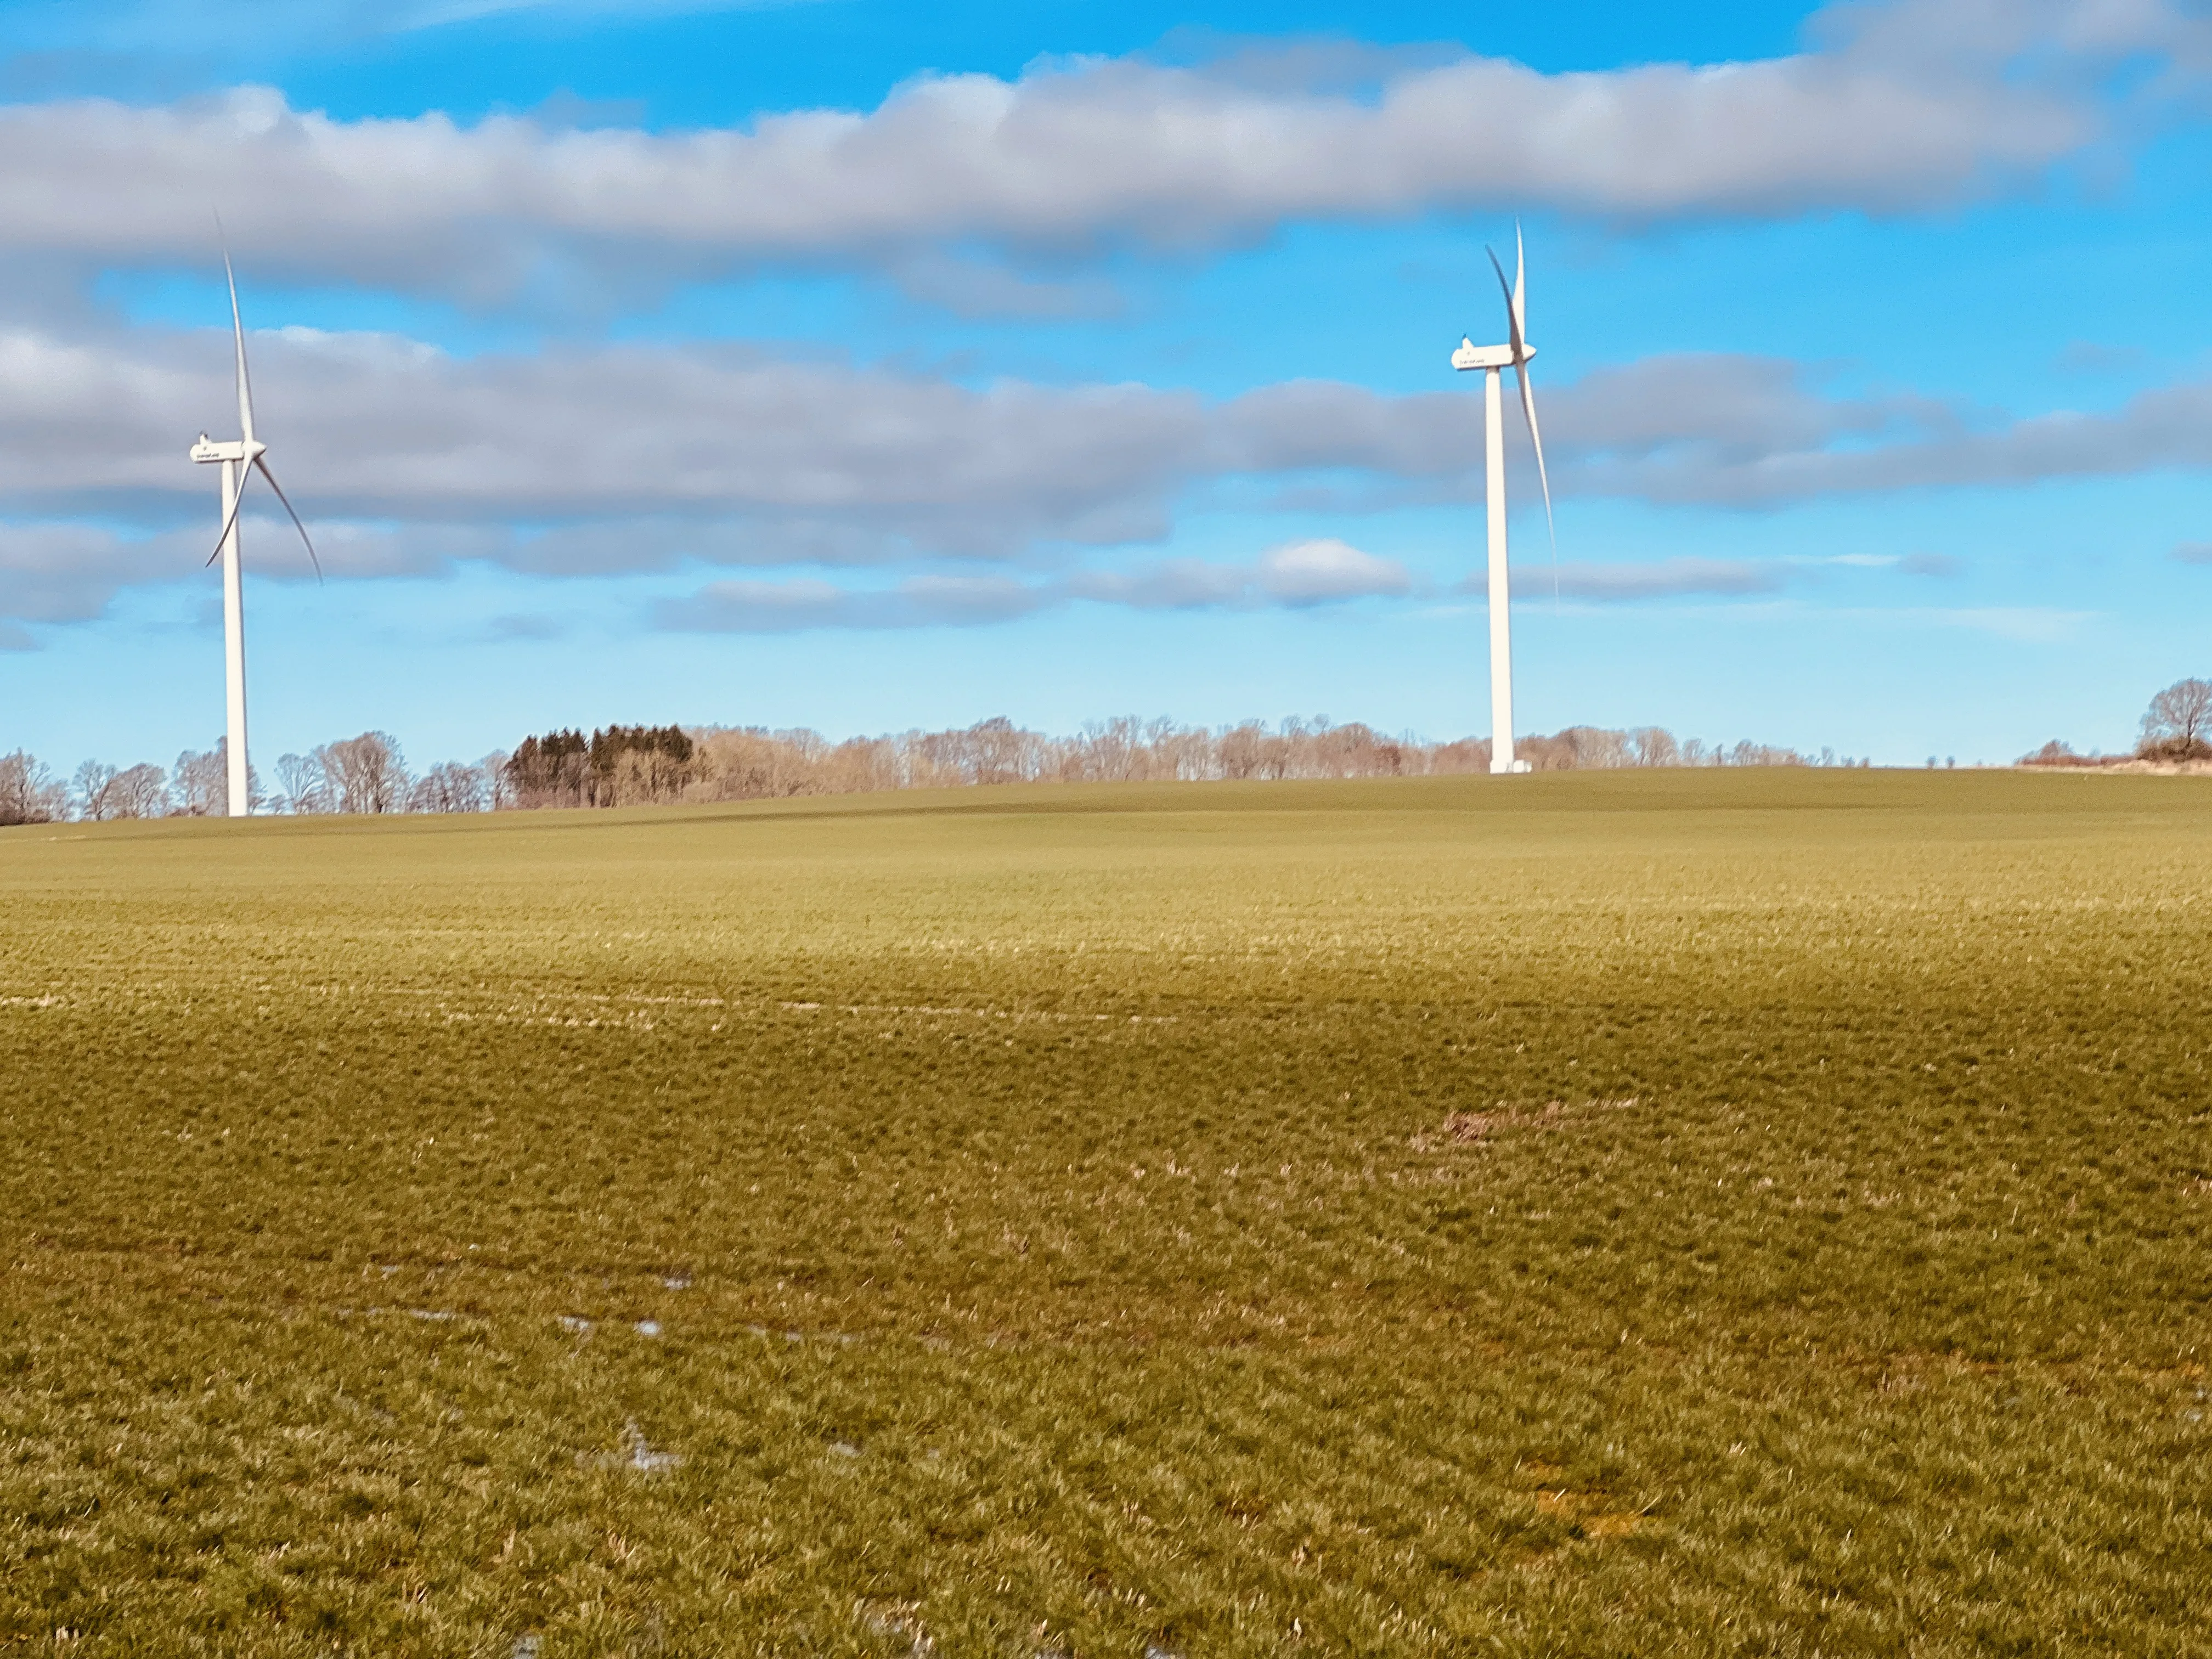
[2, 768, 2210, 1655]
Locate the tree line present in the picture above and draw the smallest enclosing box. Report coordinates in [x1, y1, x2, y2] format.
[0, 734, 511, 825]
[1, 715, 1865, 825]
[2018, 678, 2212, 768]
[12, 675, 2202, 828]
[655, 718, 1855, 804]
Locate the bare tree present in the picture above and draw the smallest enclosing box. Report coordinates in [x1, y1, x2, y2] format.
[171, 745, 227, 816]
[1429, 737, 1491, 774]
[957, 716, 1022, 785]
[276, 752, 329, 814]
[409, 760, 489, 813]
[0, 751, 66, 825]
[318, 733, 408, 814]
[168, 740, 264, 814]
[1216, 722, 1271, 780]
[2140, 678, 2212, 759]
[73, 760, 121, 821]
[1725, 740, 1808, 768]
[1560, 726, 1633, 769]
[1077, 716, 1147, 782]
[110, 764, 170, 818]
[481, 751, 515, 810]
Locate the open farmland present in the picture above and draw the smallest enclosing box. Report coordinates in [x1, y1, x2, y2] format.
[2, 770, 2210, 1656]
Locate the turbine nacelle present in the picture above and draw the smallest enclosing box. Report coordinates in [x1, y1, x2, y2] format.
[190, 435, 261, 465]
[1451, 338, 1536, 372]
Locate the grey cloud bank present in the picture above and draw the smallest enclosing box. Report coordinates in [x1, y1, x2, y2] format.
[0, 0, 2192, 301]
[0, 522, 194, 623]
[13, 325, 2207, 525]
[663, 543, 2012, 634]
[0, 325, 1212, 548]
[11, 318, 2212, 627]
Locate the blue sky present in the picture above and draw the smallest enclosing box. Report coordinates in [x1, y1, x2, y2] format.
[3, 0, 2210, 773]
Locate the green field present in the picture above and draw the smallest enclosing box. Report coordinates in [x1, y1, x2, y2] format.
[3, 771, 2210, 1656]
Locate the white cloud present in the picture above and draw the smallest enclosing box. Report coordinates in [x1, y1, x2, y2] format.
[1065, 559, 1250, 611]
[0, 0, 2193, 302]
[659, 573, 1051, 633]
[658, 540, 1412, 633]
[1067, 540, 1409, 611]
[1521, 556, 1786, 601]
[1253, 539, 1412, 604]
[1897, 551, 1962, 577]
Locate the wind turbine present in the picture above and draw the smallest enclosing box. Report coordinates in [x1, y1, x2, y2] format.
[187, 248, 319, 818]
[1451, 227, 1555, 775]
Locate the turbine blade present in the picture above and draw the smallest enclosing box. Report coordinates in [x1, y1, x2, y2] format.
[206, 459, 253, 566]
[1492, 239, 1558, 595]
[1511, 225, 1548, 533]
[1513, 223, 1527, 340]
[1515, 363, 1557, 545]
[1514, 364, 1561, 606]
[1486, 245, 1526, 364]
[223, 242, 255, 447]
[253, 456, 322, 584]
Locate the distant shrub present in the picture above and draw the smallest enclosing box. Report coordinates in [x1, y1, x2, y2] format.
[2019, 740, 2101, 768]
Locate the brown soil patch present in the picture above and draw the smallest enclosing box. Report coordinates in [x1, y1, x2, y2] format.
[1412, 1097, 1638, 1151]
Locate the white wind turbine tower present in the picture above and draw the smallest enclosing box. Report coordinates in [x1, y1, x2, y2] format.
[1451, 228, 1555, 775]
[188, 249, 319, 817]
